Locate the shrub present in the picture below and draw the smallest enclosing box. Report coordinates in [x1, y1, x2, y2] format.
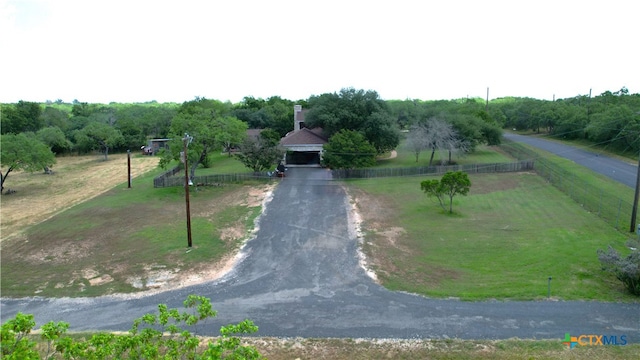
[0, 295, 262, 359]
[597, 246, 640, 295]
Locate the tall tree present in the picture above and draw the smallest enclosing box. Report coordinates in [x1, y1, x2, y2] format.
[1, 133, 56, 192]
[73, 122, 124, 160]
[162, 98, 234, 180]
[37, 126, 71, 154]
[305, 88, 400, 153]
[215, 116, 248, 157]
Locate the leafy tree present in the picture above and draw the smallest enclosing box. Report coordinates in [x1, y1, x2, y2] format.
[1, 101, 43, 134]
[235, 136, 283, 172]
[162, 99, 235, 180]
[1, 295, 262, 359]
[305, 88, 400, 153]
[598, 245, 640, 296]
[71, 102, 98, 117]
[40, 106, 70, 130]
[36, 126, 71, 154]
[420, 171, 471, 213]
[1, 133, 56, 192]
[216, 116, 248, 156]
[322, 129, 377, 169]
[73, 122, 125, 160]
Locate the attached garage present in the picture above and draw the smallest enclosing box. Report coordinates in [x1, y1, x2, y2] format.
[280, 127, 327, 166]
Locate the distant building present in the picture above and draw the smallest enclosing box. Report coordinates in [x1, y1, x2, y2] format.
[279, 105, 327, 166]
[142, 138, 171, 155]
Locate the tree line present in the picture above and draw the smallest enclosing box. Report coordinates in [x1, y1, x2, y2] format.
[2, 87, 637, 192]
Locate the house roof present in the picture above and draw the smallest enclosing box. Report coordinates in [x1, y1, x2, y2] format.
[280, 127, 328, 146]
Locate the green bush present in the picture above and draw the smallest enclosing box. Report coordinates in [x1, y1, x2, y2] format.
[0, 295, 262, 359]
[598, 245, 640, 295]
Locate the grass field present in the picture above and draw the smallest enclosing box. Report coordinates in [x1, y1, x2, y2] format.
[2, 145, 638, 358]
[348, 171, 636, 302]
[375, 144, 514, 168]
[0, 156, 274, 297]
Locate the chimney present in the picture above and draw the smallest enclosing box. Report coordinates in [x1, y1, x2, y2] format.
[294, 105, 302, 131]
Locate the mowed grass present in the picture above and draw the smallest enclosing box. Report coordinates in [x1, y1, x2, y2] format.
[348, 172, 637, 302]
[0, 163, 272, 297]
[376, 143, 514, 168]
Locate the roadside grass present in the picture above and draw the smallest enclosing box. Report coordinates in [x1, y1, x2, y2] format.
[0, 164, 272, 298]
[504, 140, 636, 231]
[348, 172, 637, 302]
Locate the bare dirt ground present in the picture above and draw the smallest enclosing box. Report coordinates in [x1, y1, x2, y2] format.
[1, 153, 160, 242]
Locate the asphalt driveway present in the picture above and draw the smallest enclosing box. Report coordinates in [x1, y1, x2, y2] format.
[2, 167, 638, 342]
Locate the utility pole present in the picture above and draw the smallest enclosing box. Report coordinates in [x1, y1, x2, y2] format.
[485, 87, 489, 112]
[183, 133, 194, 248]
[127, 150, 131, 188]
[631, 149, 640, 233]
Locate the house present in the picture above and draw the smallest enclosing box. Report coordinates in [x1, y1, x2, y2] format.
[279, 105, 327, 166]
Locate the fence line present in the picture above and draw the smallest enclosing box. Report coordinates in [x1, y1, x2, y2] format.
[153, 165, 183, 188]
[330, 160, 535, 179]
[500, 141, 636, 232]
[154, 168, 273, 188]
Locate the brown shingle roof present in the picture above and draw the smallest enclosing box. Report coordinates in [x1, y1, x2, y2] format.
[280, 127, 328, 146]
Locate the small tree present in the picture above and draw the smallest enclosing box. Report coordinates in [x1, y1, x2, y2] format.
[420, 171, 471, 213]
[322, 129, 377, 169]
[235, 136, 283, 173]
[1, 133, 56, 193]
[597, 245, 640, 296]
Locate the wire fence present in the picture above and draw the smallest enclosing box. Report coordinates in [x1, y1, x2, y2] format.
[501, 141, 637, 232]
[330, 160, 535, 179]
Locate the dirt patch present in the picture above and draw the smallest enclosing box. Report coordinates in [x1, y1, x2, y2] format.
[347, 186, 462, 288]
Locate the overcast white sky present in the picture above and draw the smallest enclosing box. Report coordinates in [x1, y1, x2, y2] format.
[1, 0, 638, 104]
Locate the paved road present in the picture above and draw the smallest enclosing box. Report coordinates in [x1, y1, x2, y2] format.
[504, 133, 638, 188]
[2, 167, 639, 342]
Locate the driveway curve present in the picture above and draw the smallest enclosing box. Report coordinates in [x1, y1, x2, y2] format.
[2, 168, 639, 342]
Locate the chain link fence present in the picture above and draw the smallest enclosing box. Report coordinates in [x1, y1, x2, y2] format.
[501, 141, 637, 232]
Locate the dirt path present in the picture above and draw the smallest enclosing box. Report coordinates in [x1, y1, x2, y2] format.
[0, 154, 159, 242]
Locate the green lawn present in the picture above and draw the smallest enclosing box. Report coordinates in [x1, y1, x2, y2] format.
[349, 172, 637, 301]
[376, 143, 514, 168]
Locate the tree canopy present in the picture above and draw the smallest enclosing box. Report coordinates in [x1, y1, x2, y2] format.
[321, 129, 377, 169]
[73, 122, 124, 160]
[305, 88, 400, 154]
[235, 132, 284, 173]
